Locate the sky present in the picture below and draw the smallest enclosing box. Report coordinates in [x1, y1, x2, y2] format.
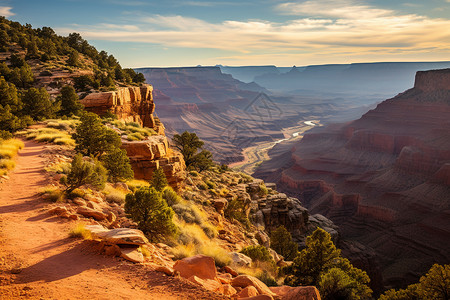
[1, 0, 450, 67]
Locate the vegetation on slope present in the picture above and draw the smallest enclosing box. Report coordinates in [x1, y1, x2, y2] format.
[0, 17, 146, 133]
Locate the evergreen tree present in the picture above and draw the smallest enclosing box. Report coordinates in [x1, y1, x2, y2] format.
[152, 167, 168, 192]
[125, 187, 177, 242]
[285, 228, 372, 300]
[57, 85, 83, 116]
[67, 50, 80, 67]
[61, 153, 107, 193]
[270, 225, 298, 261]
[172, 131, 213, 171]
[73, 112, 121, 157]
[101, 147, 134, 182]
[22, 87, 57, 120]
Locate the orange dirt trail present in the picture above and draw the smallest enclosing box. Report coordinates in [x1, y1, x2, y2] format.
[0, 140, 225, 300]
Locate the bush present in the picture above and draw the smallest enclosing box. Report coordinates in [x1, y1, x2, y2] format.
[101, 147, 134, 182]
[270, 226, 298, 261]
[69, 223, 92, 239]
[125, 186, 177, 242]
[152, 167, 168, 192]
[74, 112, 121, 157]
[240, 245, 274, 264]
[57, 85, 83, 116]
[224, 198, 251, 229]
[172, 203, 204, 224]
[61, 154, 107, 193]
[285, 228, 372, 299]
[172, 131, 213, 171]
[162, 187, 182, 206]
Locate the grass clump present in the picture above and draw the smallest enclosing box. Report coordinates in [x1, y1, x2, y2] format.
[126, 179, 150, 192]
[41, 186, 65, 202]
[0, 139, 24, 159]
[109, 120, 156, 141]
[103, 184, 127, 205]
[19, 127, 75, 146]
[240, 245, 274, 264]
[69, 223, 92, 239]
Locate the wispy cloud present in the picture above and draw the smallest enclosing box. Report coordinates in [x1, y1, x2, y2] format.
[55, 0, 450, 65]
[0, 6, 14, 17]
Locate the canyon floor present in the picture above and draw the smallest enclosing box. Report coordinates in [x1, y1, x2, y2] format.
[0, 140, 225, 300]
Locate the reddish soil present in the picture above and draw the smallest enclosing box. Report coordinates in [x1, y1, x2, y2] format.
[0, 140, 226, 300]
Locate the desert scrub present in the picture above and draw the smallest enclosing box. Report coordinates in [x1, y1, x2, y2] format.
[197, 181, 208, 190]
[44, 118, 80, 131]
[0, 139, 24, 175]
[238, 172, 253, 183]
[259, 183, 269, 197]
[108, 120, 156, 141]
[162, 186, 183, 206]
[69, 223, 92, 239]
[45, 160, 71, 174]
[17, 127, 75, 146]
[126, 179, 150, 192]
[103, 184, 127, 205]
[40, 186, 65, 202]
[240, 245, 275, 264]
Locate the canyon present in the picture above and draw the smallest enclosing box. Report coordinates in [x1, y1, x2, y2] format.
[136, 66, 384, 164]
[254, 69, 450, 290]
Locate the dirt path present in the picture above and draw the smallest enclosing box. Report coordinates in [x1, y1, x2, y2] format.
[0, 140, 225, 300]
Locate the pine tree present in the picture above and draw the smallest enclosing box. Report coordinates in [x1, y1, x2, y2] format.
[125, 187, 177, 242]
[270, 225, 298, 261]
[152, 167, 168, 192]
[102, 147, 134, 182]
[61, 154, 107, 193]
[57, 85, 83, 116]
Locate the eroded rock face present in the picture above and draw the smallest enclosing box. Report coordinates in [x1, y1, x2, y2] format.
[255, 69, 450, 290]
[121, 136, 186, 190]
[81, 85, 186, 190]
[81, 85, 164, 133]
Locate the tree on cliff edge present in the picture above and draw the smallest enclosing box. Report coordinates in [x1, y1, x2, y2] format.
[172, 131, 213, 171]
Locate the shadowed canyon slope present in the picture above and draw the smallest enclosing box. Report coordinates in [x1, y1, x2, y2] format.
[135, 67, 384, 163]
[255, 69, 450, 289]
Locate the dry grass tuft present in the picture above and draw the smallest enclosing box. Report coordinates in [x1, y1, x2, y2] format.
[69, 223, 92, 239]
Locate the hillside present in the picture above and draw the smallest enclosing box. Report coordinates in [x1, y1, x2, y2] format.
[254, 68, 450, 289]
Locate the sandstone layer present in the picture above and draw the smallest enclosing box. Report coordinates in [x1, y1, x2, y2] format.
[255, 69, 450, 290]
[81, 85, 186, 189]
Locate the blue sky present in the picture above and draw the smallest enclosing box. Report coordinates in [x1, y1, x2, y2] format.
[2, 0, 450, 67]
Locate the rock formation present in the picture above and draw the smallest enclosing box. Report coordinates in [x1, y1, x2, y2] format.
[80, 85, 186, 189]
[81, 85, 164, 134]
[255, 68, 450, 290]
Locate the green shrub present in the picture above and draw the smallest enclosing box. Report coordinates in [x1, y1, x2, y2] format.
[162, 187, 182, 206]
[224, 198, 251, 229]
[125, 186, 177, 242]
[172, 203, 204, 224]
[240, 245, 274, 264]
[101, 148, 134, 182]
[256, 270, 278, 287]
[152, 167, 168, 192]
[61, 154, 107, 193]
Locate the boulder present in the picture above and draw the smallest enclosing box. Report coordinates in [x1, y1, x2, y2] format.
[155, 265, 175, 276]
[187, 275, 223, 293]
[217, 273, 233, 284]
[85, 225, 149, 245]
[269, 286, 292, 297]
[77, 206, 108, 221]
[230, 252, 253, 267]
[120, 247, 144, 263]
[268, 248, 283, 263]
[281, 286, 321, 300]
[222, 284, 237, 297]
[255, 231, 270, 248]
[231, 275, 276, 296]
[224, 265, 238, 277]
[173, 254, 217, 281]
[236, 286, 259, 298]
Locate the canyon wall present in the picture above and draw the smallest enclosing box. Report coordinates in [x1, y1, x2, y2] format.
[255, 68, 450, 290]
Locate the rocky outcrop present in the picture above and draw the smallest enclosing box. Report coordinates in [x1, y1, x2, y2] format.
[81, 84, 186, 189]
[255, 68, 450, 290]
[81, 85, 164, 134]
[121, 136, 186, 190]
[246, 180, 338, 246]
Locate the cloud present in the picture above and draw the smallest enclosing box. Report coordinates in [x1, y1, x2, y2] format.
[276, 0, 393, 19]
[55, 1, 450, 65]
[0, 6, 14, 17]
